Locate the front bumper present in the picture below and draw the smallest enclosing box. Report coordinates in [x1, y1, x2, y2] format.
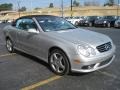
[70, 45, 116, 73]
[78, 22, 89, 26]
[94, 23, 107, 27]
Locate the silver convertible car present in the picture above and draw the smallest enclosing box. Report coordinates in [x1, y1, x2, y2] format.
[4, 15, 116, 75]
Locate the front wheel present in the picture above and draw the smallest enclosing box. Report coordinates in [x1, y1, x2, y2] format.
[48, 49, 70, 75]
[6, 38, 14, 53]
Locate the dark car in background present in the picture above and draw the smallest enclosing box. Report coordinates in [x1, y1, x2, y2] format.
[0, 20, 8, 23]
[78, 16, 100, 27]
[94, 16, 118, 27]
[114, 16, 120, 28]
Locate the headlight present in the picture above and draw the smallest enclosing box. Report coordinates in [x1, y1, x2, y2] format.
[77, 45, 96, 57]
[86, 21, 88, 23]
[104, 21, 107, 23]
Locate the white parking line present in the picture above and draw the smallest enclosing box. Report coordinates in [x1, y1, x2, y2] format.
[0, 53, 16, 58]
[21, 75, 62, 90]
[98, 70, 120, 80]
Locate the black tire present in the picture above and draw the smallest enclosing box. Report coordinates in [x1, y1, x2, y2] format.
[6, 38, 14, 53]
[48, 49, 70, 75]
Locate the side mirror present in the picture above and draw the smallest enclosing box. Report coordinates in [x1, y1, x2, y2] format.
[28, 28, 39, 34]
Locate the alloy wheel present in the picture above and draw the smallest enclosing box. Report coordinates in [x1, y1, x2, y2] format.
[49, 49, 70, 75]
[6, 39, 14, 52]
[50, 53, 65, 73]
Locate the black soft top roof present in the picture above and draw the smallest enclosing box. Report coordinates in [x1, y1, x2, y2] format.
[18, 15, 58, 19]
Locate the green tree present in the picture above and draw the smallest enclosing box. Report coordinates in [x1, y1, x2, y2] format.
[49, 3, 54, 8]
[104, 0, 115, 6]
[84, 0, 100, 6]
[0, 3, 13, 11]
[18, 6, 26, 12]
[34, 7, 41, 10]
[73, 0, 80, 7]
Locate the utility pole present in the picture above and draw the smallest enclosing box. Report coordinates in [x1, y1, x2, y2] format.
[17, 0, 21, 18]
[71, 0, 73, 17]
[31, 0, 33, 15]
[117, 0, 120, 16]
[61, 0, 64, 17]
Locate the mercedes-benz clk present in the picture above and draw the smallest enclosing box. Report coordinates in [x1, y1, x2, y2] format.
[4, 15, 116, 75]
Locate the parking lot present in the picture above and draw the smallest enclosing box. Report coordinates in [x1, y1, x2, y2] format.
[0, 23, 120, 90]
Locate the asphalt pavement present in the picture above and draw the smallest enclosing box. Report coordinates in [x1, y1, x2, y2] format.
[0, 23, 120, 90]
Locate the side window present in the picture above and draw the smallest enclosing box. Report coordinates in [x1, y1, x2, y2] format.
[16, 18, 37, 31]
[16, 19, 23, 29]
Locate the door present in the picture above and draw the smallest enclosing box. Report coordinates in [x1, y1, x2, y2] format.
[15, 18, 39, 54]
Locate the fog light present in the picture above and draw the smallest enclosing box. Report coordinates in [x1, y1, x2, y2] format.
[82, 64, 95, 69]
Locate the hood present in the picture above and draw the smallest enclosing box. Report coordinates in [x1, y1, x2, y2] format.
[48, 28, 111, 47]
[80, 19, 91, 23]
[67, 19, 79, 22]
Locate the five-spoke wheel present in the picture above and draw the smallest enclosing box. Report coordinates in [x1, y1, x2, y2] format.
[6, 38, 14, 53]
[49, 49, 70, 75]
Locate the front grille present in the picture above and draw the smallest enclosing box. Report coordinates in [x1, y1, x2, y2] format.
[96, 42, 112, 53]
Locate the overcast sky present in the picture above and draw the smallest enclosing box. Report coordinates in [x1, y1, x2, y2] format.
[0, 0, 119, 10]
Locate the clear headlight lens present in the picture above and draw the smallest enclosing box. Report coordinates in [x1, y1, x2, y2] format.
[86, 21, 88, 23]
[77, 45, 96, 57]
[104, 21, 107, 23]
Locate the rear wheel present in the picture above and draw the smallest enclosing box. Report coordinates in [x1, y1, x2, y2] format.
[48, 49, 70, 75]
[6, 38, 14, 53]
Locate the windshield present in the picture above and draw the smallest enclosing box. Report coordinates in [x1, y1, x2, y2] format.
[84, 17, 90, 20]
[37, 16, 76, 32]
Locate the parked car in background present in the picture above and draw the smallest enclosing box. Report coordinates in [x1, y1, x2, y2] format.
[7, 19, 13, 23]
[94, 16, 118, 27]
[0, 19, 14, 24]
[0, 20, 2, 23]
[114, 16, 120, 28]
[64, 16, 83, 26]
[4, 15, 116, 75]
[78, 16, 100, 27]
[1, 20, 8, 23]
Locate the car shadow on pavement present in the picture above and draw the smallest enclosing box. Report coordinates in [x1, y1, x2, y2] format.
[15, 50, 53, 73]
[14, 50, 93, 76]
[68, 71, 91, 76]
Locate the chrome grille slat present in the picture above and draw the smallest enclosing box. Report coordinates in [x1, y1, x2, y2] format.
[96, 42, 112, 53]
